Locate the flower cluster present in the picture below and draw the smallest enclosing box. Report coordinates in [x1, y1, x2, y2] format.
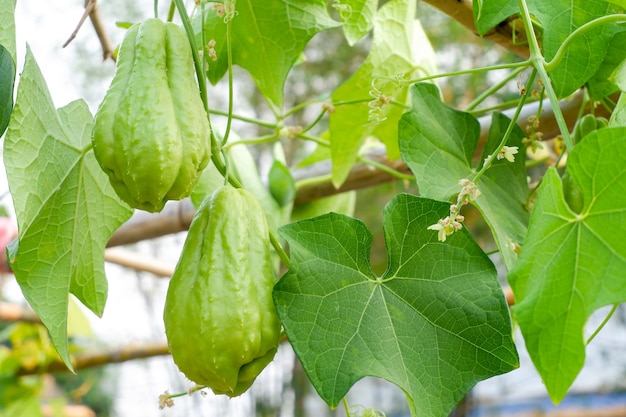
[523, 115, 544, 152]
[158, 391, 174, 409]
[484, 145, 520, 166]
[207, 39, 217, 61]
[212, 0, 237, 22]
[428, 179, 481, 242]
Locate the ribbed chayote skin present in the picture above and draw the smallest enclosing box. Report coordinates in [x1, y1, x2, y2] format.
[163, 186, 282, 397]
[92, 18, 210, 212]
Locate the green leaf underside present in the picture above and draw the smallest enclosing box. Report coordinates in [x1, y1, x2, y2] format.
[474, 0, 621, 97]
[398, 83, 529, 270]
[0, 0, 16, 136]
[274, 194, 518, 417]
[4, 48, 133, 370]
[194, 0, 338, 107]
[0, 0, 16, 62]
[329, 0, 436, 187]
[509, 128, 626, 403]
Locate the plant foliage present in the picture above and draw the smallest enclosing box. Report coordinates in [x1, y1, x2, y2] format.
[1, 0, 626, 415]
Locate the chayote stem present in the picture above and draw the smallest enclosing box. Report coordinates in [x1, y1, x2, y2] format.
[472, 68, 537, 184]
[516, 0, 573, 151]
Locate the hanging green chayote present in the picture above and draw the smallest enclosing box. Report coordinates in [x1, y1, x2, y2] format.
[92, 18, 210, 212]
[163, 185, 282, 397]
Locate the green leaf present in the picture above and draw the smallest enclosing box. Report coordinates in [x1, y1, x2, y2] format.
[586, 29, 626, 99]
[0, 0, 16, 61]
[4, 47, 133, 370]
[193, 0, 338, 107]
[0, 377, 42, 417]
[268, 159, 296, 207]
[398, 83, 529, 269]
[0, 0, 16, 136]
[335, 0, 377, 45]
[274, 194, 519, 417]
[472, 0, 519, 36]
[329, 0, 436, 187]
[535, 0, 622, 97]
[0, 46, 14, 137]
[474, 0, 621, 97]
[609, 93, 626, 126]
[611, 54, 626, 91]
[508, 128, 626, 403]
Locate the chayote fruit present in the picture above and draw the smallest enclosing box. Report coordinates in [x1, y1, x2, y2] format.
[92, 18, 210, 212]
[163, 185, 282, 396]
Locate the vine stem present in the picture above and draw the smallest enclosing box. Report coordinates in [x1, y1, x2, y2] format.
[221, 11, 235, 146]
[209, 108, 277, 129]
[517, 0, 573, 152]
[343, 398, 352, 417]
[294, 132, 331, 147]
[172, 0, 209, 113]
[357, 155, 414, 181]
[406, 60, 530, 85]
[172, 0, 290, 269]
[465, 66, 527, 112]
[586, 304, 619, 345]
[473, 68, 537, 184]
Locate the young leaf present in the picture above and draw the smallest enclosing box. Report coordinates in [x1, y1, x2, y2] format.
[274, 194, 519, 417]
[268, 159, 296, 207]
[4, 48, 133, 370]
[509, 128, 626, 403]
[329, 0, 436, 187]
[399, 83, 529, 269]
[193, 0, 338, 107]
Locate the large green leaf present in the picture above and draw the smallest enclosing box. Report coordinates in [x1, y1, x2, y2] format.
[474, 0, 621, 97]
[4, 48, 133, 370]
[192, 0, 338, 107]
[329, 0, 436, 187]
[0, 0, 16, 136]
[509, 128, 626, 403]
[274, 194, 518, 417]
[398, 83, 529, 269]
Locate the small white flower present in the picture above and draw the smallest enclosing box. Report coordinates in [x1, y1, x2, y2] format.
[498, 146, 519, 163]
[458, 179, 481, 201]
[428, 221, 447, 242]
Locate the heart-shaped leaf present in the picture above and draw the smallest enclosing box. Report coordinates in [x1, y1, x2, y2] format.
[274, 193, 518, 417]
[509, 128, 626, 403]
